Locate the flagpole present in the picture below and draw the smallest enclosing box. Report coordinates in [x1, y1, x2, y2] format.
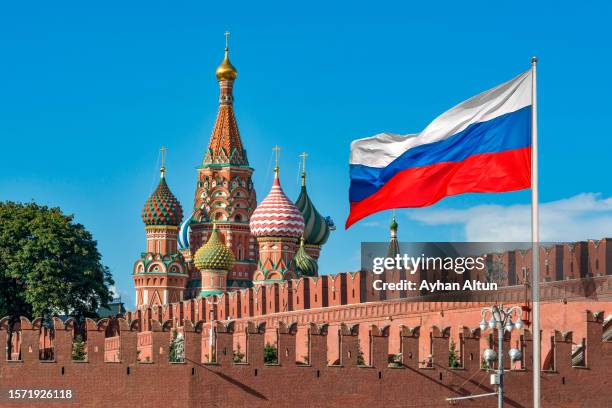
[530, 56, 541, 408]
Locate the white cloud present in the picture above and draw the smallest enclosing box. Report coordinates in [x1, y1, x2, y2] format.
[407, 193, 612, 242]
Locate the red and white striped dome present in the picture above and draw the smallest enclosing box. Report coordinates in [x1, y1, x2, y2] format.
[250, 174, 305, 238]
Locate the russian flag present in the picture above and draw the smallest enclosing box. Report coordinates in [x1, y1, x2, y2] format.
[346, 70, 533, 229]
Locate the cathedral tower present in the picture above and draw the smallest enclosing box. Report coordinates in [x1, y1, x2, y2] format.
[133, 150, 189, 307]
[187, 33, 257, 292]
[250, 154, 305, 283]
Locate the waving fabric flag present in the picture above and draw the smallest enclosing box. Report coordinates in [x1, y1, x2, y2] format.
[346, 70, 533, 228]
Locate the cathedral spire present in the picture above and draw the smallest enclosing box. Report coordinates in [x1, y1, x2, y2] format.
[204, 32, 247, 166]
[215, 31, 238, 82]
[387, 211, 400, 258]
[192, 35, 257, 290]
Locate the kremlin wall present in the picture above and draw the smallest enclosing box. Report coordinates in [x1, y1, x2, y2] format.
[0, 282, 611, 407]
[1, 42, 611, 407]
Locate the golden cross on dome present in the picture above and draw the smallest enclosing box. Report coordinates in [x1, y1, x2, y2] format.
[273, 145, 281, 174]
[299, 152, 308, 186]
[160, 146, 167, 178]
[224, 31, 230, 50]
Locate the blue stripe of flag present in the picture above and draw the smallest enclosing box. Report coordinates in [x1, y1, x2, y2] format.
[349, 106, 532, 202]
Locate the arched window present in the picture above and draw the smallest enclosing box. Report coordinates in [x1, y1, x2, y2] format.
[234, 214, 242, 222]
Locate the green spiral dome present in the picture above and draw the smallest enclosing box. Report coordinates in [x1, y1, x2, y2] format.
[194, 225, 235, 271]
[295, 181, 330, 246]
[295, 238, 318, 277]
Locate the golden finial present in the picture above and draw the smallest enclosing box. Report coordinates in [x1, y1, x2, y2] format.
[299, 152, 308, 186]
[272, 145, 281, 175]
[160, 146, 167, 178]
[216, 31, 238, 81]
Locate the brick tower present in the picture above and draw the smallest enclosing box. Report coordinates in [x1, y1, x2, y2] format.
[133, 150, 189, 307]
[187, 33, 257, 292]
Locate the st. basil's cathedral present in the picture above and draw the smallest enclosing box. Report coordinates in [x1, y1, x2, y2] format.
[133, 39, 333, 308]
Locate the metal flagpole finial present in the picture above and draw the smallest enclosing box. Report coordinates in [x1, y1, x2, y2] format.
[531, 56, 538, 64]
[224, 31, 230, 50]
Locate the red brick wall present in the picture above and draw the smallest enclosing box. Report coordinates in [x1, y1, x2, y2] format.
[1, 311, 610, 407]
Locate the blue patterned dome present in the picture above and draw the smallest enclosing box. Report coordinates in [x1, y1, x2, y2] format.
[178, 217, 192, 250]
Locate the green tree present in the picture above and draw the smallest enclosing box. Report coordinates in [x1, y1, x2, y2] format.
[263, 343, 278, 364]
[168, 329, 185, 363]
[357, 349, 366, 366]
[0, 201, 114, 323]
[71, 335, 87, 361]
[233, 344, 245, 363]
[448, 339, 461, 368]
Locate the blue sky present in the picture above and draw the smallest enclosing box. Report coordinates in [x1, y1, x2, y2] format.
[1, 1, 611, 306]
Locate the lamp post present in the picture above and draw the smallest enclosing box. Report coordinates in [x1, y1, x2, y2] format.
[480, 305, 524, 408]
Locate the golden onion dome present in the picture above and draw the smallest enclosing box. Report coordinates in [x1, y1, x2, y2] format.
[216, 48, 238, 81]
[194, 224, 235, 271]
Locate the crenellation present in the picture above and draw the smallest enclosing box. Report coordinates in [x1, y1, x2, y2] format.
[246, 322, 265, 366]
[1, 310, 611, 407]
[277, 321, 297, 366]
[369, 324, 390, 368]
[339, 323, 360, 367]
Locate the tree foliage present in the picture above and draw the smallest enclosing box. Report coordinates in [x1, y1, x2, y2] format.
[448, 339, 461, 368]
[263, 343, 278, 364]
[169, 329, 185, 363]
[72, 335, 87, 361]
[0, 201, 114, 321]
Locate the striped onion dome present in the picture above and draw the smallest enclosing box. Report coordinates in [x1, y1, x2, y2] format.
[295, 238, 317, 276]
[178, 216, 192, 249]
[194, 225, 235, 271]
[142, 175, 183, 226]
[295, 177, 330, 246]
[250, 173, 305, 238]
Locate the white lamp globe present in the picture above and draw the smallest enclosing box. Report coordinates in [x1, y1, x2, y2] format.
[509, 348, 522, 362]
[514, 318, 524, 330]
[483, 348, 497, 363]
[479, 319, 487, 331]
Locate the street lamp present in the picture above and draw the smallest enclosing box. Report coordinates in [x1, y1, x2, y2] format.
[480, 304, 524, 408]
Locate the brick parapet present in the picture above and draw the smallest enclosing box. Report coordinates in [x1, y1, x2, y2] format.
[1, 309, 610, 407]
